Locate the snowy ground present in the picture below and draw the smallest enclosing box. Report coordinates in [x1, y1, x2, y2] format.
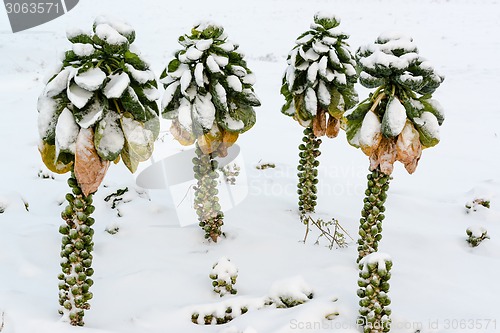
[1, 0, 500, 332]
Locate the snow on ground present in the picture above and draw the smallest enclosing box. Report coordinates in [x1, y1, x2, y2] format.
[1, 0, 500, 332]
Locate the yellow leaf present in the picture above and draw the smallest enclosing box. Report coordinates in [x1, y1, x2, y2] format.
[198, 124, 222, 155]
[39, 141, 73, 174]
[74, 128, 110, 196]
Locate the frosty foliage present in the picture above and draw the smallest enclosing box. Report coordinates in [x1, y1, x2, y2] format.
[280, 13, 358, 132]
[37, 16, 160, 175]
[346, 33, 445, 175]
[161, 22, 260, 157]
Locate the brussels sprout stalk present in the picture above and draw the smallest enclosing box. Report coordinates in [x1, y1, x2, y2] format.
[58, 171, 95, 326]
[298, 127, 321, 214]
[193, 144, 224, 242]
[357, 169, 391, 263]
[357, 253, 393, 333]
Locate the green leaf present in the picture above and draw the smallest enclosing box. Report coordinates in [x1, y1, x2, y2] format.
[167, 59, 181, 73]
[73, 97, 104, 129]
[120, 87, 146, 122]
[420, 98, 444, 125]
[68, 33, 93, 44]
[124, 51, 148, 71]
[218, 105, 256, 134]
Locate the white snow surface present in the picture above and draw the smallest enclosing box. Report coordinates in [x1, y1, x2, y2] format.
[2, 1, 500, 333]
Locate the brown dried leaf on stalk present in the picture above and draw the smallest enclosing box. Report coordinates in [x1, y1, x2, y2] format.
[74, 128, 110, 196]
[312, 109, 327, 137]
[326, 115, 341, 138]
[170, 120, 195, 146]
[396, 121, 422, 174]
[369, 137, 397, 175]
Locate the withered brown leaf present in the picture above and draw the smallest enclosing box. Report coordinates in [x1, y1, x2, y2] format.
[312, 108, 327, 137]
[396, 121, 422, 174]
[370, 137, 397, 176]
[74, 128, 110, 196]
[325, 115, 341, 138]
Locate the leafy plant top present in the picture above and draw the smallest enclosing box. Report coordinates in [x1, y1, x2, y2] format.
[346, 33, 444, 175]
[37, 16, 160, 186]
[161, 22, 260, 157]
[281, 12, 358, 136]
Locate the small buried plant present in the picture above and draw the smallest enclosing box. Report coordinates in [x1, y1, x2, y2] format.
[346, 33, 444, 263]
[210, 257, 238, 297]
[281, 13, 358, 215]
[161, 22, 260, 242]
[466, 227, 490, 247]
[347, 32, 444, 331]
[37, 17, 159, 326]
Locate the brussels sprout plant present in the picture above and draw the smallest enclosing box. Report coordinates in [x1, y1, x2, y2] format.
[37, 17, 159, 326]
[346, 33, 444, 263]
[281, 13, 358, 215]
[347, 33, 444, 332]
[161, 22, 260, 242]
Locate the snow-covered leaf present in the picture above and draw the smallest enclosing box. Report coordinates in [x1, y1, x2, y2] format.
[413, 111, 440, 148]
[74, 97, 104, 129]
[359, 111, 382, 155]
[120, 115, 155, 173]
[94, 111, 124, 161]
[103, 72, 130, 99]
[75, 67, 106, 91]
[37, 95, 62, 143]
[55, 108, 80, 156]
[381, 96, 407, 137]
[45, 67, 73, 97]
[121, 87, 146, 122]
[192, 93, 216, 131]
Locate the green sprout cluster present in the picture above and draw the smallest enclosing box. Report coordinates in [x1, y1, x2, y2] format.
[58, 172, 95, 326]
[297, 127, 321, 214]
[193, 145, 224, 242]
[220, 163, 240, 185]
[357, 170, 391, 263]
[191, 305, 248, 325]
[466, 227, 490, 247]
[357, 253, 392, 333]
[209, 258, 238, 297]
[270, 291, 314, 309]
